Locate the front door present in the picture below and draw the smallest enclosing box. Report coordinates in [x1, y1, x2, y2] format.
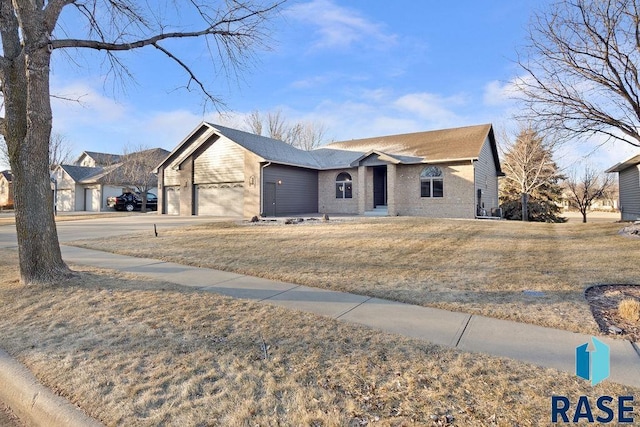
[264, 182, 276, 216]
[373, 166, 387, 207]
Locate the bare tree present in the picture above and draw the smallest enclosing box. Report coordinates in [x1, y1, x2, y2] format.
[290, 121, 327, 150]
[266, 110, 289, 142]
[500, 127, 564, 222]
[112, 145, 169, 213]
[0, 1, 284, 284]
[517, 0, 640, 147]
[245, 110, 264, 136]
[1, 131, 72, 169]
[244, 109, 328, 150]
[564, 166, 613, 223]
[48, 132, 74, 168]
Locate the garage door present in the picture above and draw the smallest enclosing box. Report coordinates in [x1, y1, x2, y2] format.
[164, 186, 180, 215]
[195, 183, 243, 216]
[56, 189, 73, 212]
[84, 188, 100, 212]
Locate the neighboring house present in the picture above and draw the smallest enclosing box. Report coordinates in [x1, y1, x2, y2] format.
[75, 151, 121, 168]
[606, 154, 640, 221]
[155, 122, 503, 219]
[0, 170, 13, 208]
[52, 149, 169, 212]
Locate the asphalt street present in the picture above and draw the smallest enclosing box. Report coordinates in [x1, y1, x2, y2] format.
[0, 213, 227, 249]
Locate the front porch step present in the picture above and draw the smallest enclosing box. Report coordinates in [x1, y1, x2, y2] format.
[364, 206, 388, 216]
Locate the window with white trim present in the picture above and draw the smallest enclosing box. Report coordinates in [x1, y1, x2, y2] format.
[420, 166, 443, 198]
[335, 172, 353, 199]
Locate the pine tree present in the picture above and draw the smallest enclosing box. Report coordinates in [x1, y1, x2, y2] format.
[499, 128, 565, 222]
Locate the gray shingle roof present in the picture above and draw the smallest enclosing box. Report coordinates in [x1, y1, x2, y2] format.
[77, 151, 121, 166]
[60, 165, 103, 182]
[209, 123, 322, 168]
[0, 170, 12, 182]
[159, 122, 499, 172]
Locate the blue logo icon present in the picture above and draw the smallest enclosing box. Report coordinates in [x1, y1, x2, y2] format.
[576, 337, 610, 386]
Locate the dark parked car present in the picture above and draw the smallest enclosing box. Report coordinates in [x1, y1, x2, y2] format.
[107, 192, 158, 212]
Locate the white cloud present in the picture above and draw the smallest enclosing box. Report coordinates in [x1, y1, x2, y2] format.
[393, 92, 467, 128]
[51, 81, 129, 130]
[556, 134, 640, 172]
[483, 79, 521, 107]
[286, 0, 397, 51]
[48, 79, 212, 157]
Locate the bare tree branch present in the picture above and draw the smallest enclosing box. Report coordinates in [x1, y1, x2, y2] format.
[0, 0, 286, 284]
[151, 42, 224, 108]
[564, 165, 613, 222]
[517, 0, 640, 147]
[243, 109, 329, 150]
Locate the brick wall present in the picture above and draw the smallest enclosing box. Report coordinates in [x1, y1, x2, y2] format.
[393, 162, 475, 218]
[318, 168, 359, 214]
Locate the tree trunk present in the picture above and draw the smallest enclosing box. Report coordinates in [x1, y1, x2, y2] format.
[6, 26, 68, 284]
[521, 193, 529, 221]
[581, 209, 588, 223]
[140, 192, 147, 213]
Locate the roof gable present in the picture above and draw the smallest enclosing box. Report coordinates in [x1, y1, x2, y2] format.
[156, 122, 323, 171]
[75, 151, 121, 167]
[210, 123, 321, 168]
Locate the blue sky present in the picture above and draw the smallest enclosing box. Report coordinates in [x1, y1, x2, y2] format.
[3, 0, 638, 171]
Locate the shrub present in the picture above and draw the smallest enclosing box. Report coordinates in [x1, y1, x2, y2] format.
[619, 298, 640, 323]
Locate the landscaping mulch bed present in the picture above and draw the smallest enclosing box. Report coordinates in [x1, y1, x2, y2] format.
[586, 284, 640, 342]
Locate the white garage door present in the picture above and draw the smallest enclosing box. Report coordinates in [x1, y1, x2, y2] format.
[164, 186, 180, 215]
[56, 189, 73, 212]
[84, 188, 100, 212]
[195, 183, 244, 216]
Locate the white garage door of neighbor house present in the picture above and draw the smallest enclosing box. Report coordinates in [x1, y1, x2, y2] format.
[85, 188, 100, 212]
[195, 184, 243, 216]
[164, 186, 180, 215]
[57, 189, 73, 212]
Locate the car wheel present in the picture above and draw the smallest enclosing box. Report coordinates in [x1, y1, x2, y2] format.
[125, 203, 135, 212]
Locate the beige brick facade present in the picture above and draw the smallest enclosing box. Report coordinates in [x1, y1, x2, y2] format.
[317, 162, 476, 218]
[393, 162, 475, 218]
[318, 168, 359, 214]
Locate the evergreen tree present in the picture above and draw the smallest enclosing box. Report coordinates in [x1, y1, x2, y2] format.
[499, 128, 565, 222]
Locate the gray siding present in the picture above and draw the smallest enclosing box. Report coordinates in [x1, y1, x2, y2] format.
[263, 164, 318, 215]
[474, 137, 500, 215]
[620, 165, 640, 220]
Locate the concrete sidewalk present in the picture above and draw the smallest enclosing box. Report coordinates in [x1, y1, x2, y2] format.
[60, 245, 640, 389]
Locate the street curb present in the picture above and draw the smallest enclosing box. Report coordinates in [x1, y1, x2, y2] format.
[0, 348, 103, 427]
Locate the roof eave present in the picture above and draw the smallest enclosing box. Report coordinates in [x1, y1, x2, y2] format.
[154, 122, 216, 173]
[605, 154, 640, 173]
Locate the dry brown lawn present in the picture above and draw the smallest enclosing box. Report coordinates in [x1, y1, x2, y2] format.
[71, 217, 640, 335]
[0, 249, 636, 426]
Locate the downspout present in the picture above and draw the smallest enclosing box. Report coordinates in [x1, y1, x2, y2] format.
[260, 162, 271, 216]
[473, 159, 477, 218]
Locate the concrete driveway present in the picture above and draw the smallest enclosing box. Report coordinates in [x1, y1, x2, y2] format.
[0, 213, 232, 249]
